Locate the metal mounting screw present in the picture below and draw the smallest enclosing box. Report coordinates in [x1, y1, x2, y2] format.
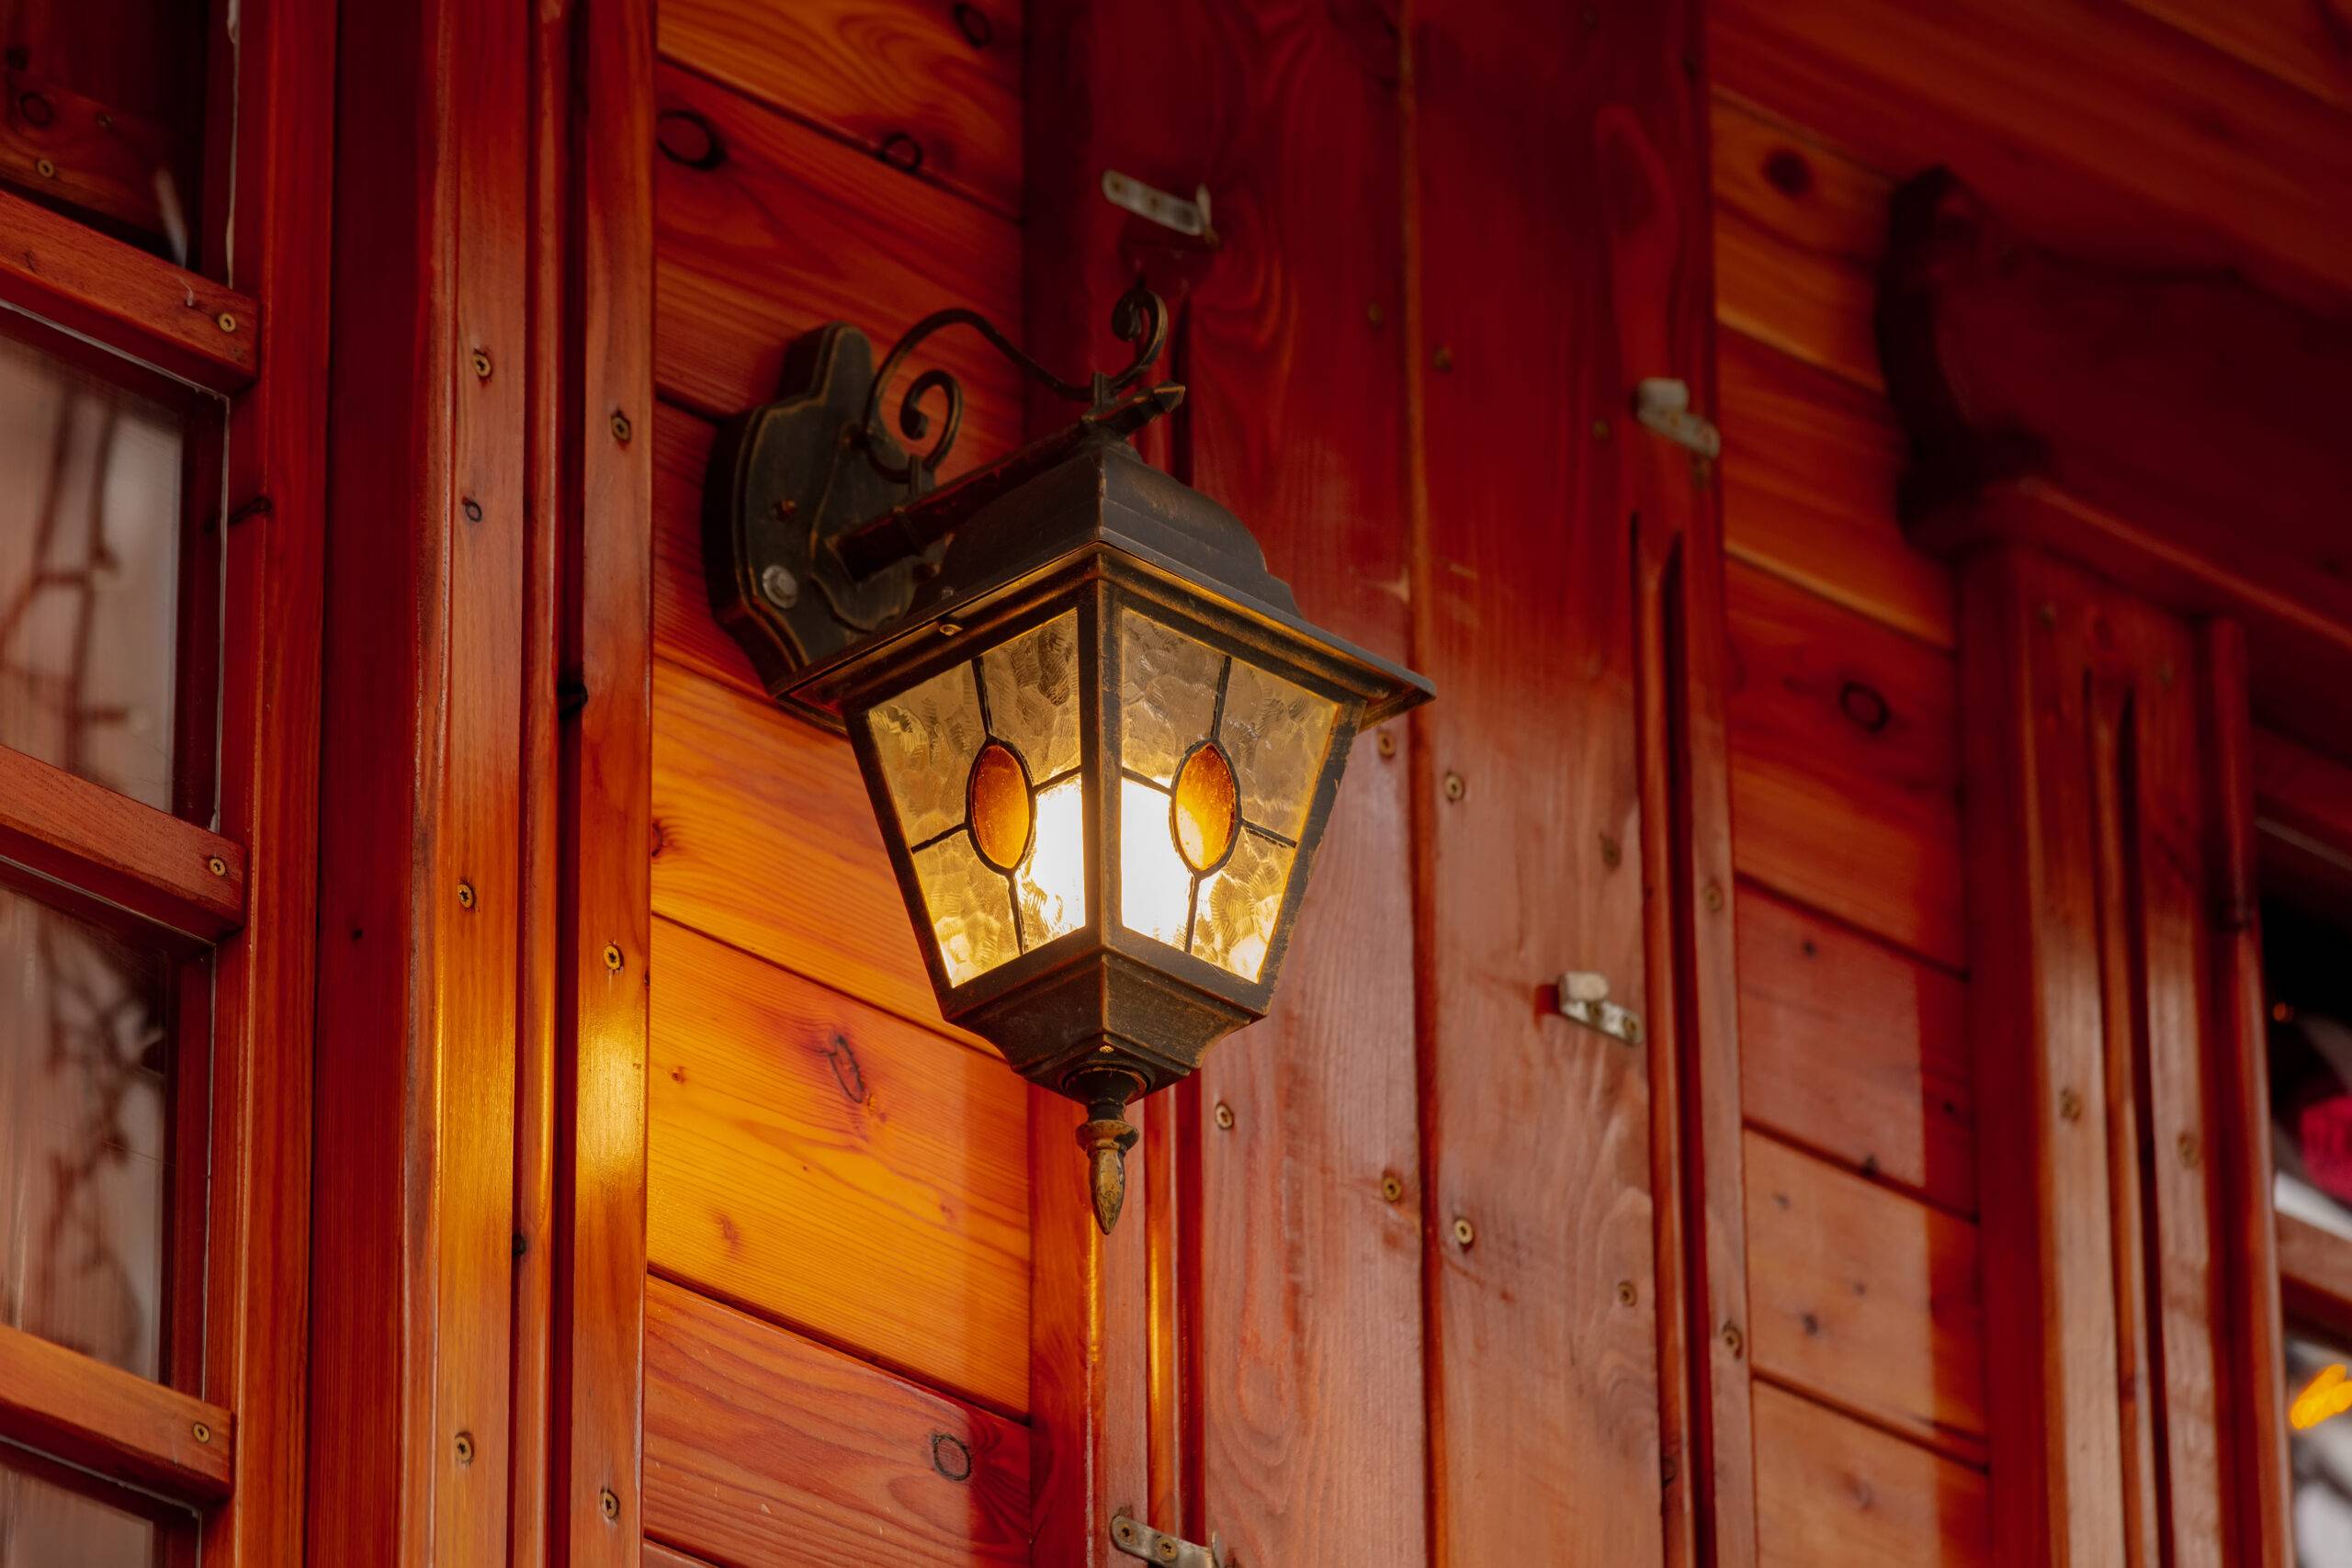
[454, 1431, 474, 1465]
[1213, 1101, 1235, 1130]
[1431, 345, 1454, 373]
[609, 411, 633, 443]
[207, 855, 228, 877]
[2177, 1131, 2200, 1168]
[761, 563, 800, 610]
[1443, 771, 1465, 802]
[471, 349, 492, 380]
[34, 156, 55, 179]
[603, 943, 624, 972]
[216, 311, 238, 334]
[457, 882, 476, 909]
[191, 1421, 211, 1445]
[1599, 831, 1622, 868]
[2059, 1087, 2084, 1122]
[1452, 1216, 1476, 1247]
[599, 1488, 619, 1523]
[1721, 1321, 1745, 1358]
[938, 621, 964, 638]
[1382, 1175, 1404, 1202]
[1376, 729, 1397, 758]
[1616, 1280, 1636, 1306]
[1702, 880, 1724, 913]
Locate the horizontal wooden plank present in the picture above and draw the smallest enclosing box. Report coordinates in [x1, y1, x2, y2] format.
[1726, 559, 1965, 969]
[651, 659, 979, 1046]
[2256, 727, 2352, 863]
[0, 186, 255, 391]
[1717, 326, 1949, 649]
[1712, 0, 2352, 313]
[1754, 1380, 1988, 1568]
[652, 404, 759, 694]
[1745, 1133, 1986, 1461]
[653, 61, 1023, 478]
[2279, 1211, 2352, 1340]
[645, 1543, 714, 1568]
[649, 915, 1029, 1415]
[659, 0, 1021, 219]
[1710, 89, 1891, 394]
[2124, 0, 2352, 109]
[0, 1321, 233, 1503]
[1737, 884, 1974, 1214]
[0, 742, 244, 942]
[645, 1277, 1028, 1565]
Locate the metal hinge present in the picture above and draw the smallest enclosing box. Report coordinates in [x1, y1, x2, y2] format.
[1634, 378, 1720, 458]
[1556, 970, 1644, 1046]
[1101, 170, 1213, 240]
[1113, 1514, 1226, 1567]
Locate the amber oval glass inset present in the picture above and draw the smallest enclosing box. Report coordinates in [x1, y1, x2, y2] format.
[967, 740, 1034, 871]
[1171, 742, 1239, 873]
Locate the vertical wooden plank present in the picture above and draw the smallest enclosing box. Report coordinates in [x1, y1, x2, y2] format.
[204, 0, 336, 1558]
[311, 0, 530, 1555]
[1408, 1, 1704, 1561]
[553, 0, 656, 1560]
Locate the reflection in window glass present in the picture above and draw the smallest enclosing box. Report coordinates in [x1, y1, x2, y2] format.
[2269, 900, 2352, 1242]
[0, 1442, 187, 1566]
[0, 887, 182, 1382]
[0, 329, 185, 812]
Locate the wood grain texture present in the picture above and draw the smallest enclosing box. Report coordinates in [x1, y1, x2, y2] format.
[0, 1323, 233, 1502]
[0, 185, 256, 391]
[0, 743, 243, 942]
[1737, 885, 1974, 1215]
[1753, 1382, 1988, 1568]
[2123, 0, 2352, 108]
[650, 408, 756, 694]
[1713, 0, 2352, 313]
[658, 0, 1021, 219]
[644, 1277, 1028, 1566]
[1743, 1134, 1985, 1463]
[1410, 1, 1708, 1560]
[651, 658, 975, 1044]
[1020, 1, 1431, 1562]
[1725, 559, 1964, 969]
[1717, 327, 1949, 651]
[1709, 91, 1891, 395]
[648, 915, 1030, 1416]
[651, 61, 1022, 479]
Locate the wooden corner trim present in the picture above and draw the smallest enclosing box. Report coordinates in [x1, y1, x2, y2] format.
[0, 1324, 235, 1502]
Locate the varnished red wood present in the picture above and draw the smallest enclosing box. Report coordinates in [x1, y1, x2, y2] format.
[550, 0, 656, 1560]
[0, 744, 243, 941]
[1752, 1381, 1989, 1568]
[0, 185, 256, 390]
[0, 1323, 234, 1503]
[2278, 1213, 2352, 1340]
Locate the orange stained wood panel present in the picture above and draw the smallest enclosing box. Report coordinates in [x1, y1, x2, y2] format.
[652, 408, 758, 694]
[2123, 0, 2352, 108]
[1716, 328, 1950, 651]
[1710, 0, 2352, 313]
[1709, 91, 1890, 396]
[1725, 558, 1965, 970]
[1753, 1382, 1988, 1568]
[1736, 884, 1975, 1216]
[645, 1543, 715, 1568]
[651, 658, 980, 1047]
[658, 0, 1021, 219]
[644, 1277, 1028, 1566]
[651, 61, 1023, 479]
[648, 915, 1030, 1416]
[1744, 1132, 1987, 1463]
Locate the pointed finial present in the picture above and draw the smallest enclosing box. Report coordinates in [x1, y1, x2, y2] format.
[1078, 1109, 1140, 1235]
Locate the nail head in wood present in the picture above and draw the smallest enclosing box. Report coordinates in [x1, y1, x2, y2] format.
[599, 1488, 619, 1523]
[1453, 1216, 1476, 1247]
[1213, 1101, 1235, 1130]
[603, 942, 624, 972]
[207, 855, 228, 877]
[457, 882, 476, 909]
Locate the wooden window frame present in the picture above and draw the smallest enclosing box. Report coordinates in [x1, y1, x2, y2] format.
[0, 0, 334, 1557]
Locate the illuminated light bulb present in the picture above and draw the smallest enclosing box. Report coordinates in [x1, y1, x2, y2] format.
[1121, 776, 1192, 947]
[1017, 774, 1088, 941]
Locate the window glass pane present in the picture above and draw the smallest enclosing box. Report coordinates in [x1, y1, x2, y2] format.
[1192, 829, 1293, 984]
[1118, 609, 1220, 786]
[1, 3, 216, 264]
[979, 611, 1080, 783]
[911, 831, 1019, 987]
[0, 1441, 190, 1566]
[2268, 899, 2352, 1239]
[2290, 1326, 2352, 1563]
[0, 329, 185, 813]
[1216, 657, 1336, 843]
[0, 887, 184, 1382]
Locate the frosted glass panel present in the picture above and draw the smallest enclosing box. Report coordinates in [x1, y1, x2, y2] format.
[0, 329, 186, 811]
[1118, 610, 1220, 785]
[1192, 829, 1294, 983]
[867, 660, 986, 844]
[1015, 775, 1087, 945]
[980, 612, 1080, 782]
[0, 1448, 183, 1568]
[912, 832, 1019, 986]
[1218, 658, 1337, 842]
[0, 887, 180, 1382]
[1119, 777, 1191, 949]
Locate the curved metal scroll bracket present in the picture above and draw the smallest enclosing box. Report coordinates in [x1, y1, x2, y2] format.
[861, 286, 1170, 481]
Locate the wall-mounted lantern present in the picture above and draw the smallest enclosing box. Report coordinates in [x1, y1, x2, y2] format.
[706, 289, 1430, 1233]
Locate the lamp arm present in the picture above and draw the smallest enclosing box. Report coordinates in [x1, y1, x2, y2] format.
[862, 286, 1170, 483]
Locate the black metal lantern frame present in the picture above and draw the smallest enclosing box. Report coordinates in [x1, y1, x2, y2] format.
[706, 288, 1431, 1230]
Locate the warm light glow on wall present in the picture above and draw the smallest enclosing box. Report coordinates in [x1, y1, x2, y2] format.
[2292, 1362, 2352, 1430]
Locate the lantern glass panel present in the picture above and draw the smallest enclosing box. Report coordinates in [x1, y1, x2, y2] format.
[1114, 605, 1338, 980]
[865, 610, 1089, 987]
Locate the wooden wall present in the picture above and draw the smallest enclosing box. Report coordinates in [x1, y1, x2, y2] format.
[1710, 1, 2350, 1562]
[642, 2, 1035, 1561]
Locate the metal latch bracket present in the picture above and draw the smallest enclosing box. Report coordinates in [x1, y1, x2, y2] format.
[1556, 971, 1644, 1047]
[1113, 1514, 1225, 1567]
[1101, 170, 1213, 241]
[1634, 378, 1721, 458]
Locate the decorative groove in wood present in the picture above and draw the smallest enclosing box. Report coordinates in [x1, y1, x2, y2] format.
[1753, 1380, 1989, 1568]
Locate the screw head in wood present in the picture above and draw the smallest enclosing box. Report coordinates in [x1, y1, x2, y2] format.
[454, 1431, 474, 1465]
[1452, 1215, 1476, 1247]
[610, 411, 633, 443]
[1702, 880, 1724, 912]
[2177, 1131, 2199, 1168]
[1443, 771, 1465, 802]
[34, 156, 55, 179]
[1382, 1174, 1405, 1202]
[760, 563, 800, 609]
[1616, 1280, 1636, 1306]
[603, 942, 624, 972]
[1722, 1321, 1744, 1358]
[1213, 1101, 1235, 1130]
[191, 1421, 210, 1444]
[471, 349, 492, 379]
[1599, 831, 1622, 868]
[1432, 345, 1454, 373]
[599, 1488, 619, 1523]
[216, 311, 238, 334]
[1376, 728, 1396, 758]
[457, 882, 476, 909]
[2059, 1087, 2084, 1122]
[207, 855, 228, 877]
